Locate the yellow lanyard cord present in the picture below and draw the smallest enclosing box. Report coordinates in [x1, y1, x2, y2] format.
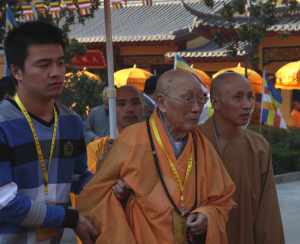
[149, 117, 193, 206]
[14, 94, 58, 193]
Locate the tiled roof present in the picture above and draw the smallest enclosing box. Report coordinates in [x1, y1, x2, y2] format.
[165, 41, 247, 58]
[68, 0, 230, 43]
[180, 2, 300, 33]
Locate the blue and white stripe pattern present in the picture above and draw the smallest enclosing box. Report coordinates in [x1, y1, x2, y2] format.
[0, 99, 91, 243]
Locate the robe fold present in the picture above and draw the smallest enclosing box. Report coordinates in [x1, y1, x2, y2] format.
[87, 136, 111, 173]
[78, 112, 235, 244]
[200, 118, 285, 244]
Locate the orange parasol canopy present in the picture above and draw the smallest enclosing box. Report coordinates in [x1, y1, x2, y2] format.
[275, 61, 300, 90]
[191, 65, 212, 88]
[213, 63, 263, 93]
[114, 65, 152, 91]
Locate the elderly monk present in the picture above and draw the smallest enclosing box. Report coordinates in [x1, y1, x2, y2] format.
[87, 85, 144, 173]
[78, 69, 235, 244]
[199, 72, 284, 244]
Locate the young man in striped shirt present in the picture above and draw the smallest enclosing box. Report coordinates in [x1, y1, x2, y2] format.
[0, 21, 98, 244]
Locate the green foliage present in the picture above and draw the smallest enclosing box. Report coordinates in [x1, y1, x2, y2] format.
[204, 0, 215, 8]
[203, 0, 280, 68]
[251, 126, 300, 174]
[60, 71, 104, 118]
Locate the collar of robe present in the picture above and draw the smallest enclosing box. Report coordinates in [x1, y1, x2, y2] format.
[146, 117, 198, 217]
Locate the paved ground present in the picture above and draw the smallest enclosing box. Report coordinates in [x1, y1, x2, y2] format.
[62, 181, 300, 244]
[277, 181, 300, 244]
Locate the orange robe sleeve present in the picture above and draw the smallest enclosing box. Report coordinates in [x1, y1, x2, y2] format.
[78, 135, 136, 244]
[193, 130, 236, 244]
[254, 146, 285, 244]
[86, 136, 110, 173]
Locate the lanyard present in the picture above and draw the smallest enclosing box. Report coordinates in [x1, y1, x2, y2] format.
[149, 117, 193, 207]
[14, 94, 58, 193]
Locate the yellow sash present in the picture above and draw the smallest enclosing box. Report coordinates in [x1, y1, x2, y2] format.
[14, 95, 59, 241]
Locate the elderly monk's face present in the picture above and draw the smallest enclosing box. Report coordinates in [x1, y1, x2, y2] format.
[116, 86, 144, 130]
[215, 76, 254, 126]
[159, 72, 205, 134]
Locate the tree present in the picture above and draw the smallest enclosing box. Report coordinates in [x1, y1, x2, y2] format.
[61, 69, 104, 117]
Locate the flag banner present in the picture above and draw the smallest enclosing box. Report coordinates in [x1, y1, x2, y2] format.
[111, 0, 124, 9]
[260, 70, 287, 129]
[78, 0, 92, 15]
[142, 0, 153, 6]
[35, 1, 48, 13]
[174, 53, 208, 91]
[49, 2, 61, 18]
[31, 2, 39, 20]
[62, 0, 77, 10]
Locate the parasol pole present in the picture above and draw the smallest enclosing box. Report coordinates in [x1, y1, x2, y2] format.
[244, 0, 251, 79]
[259, 70, 267, 133]
[104, 0, 117, 139]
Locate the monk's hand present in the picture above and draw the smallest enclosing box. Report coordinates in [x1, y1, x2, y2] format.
[186, 212, 208, 235]
[112, 179, 132, 204]
[75, 215, 99, 244]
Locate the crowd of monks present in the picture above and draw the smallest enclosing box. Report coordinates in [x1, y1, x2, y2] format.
[0, 20, 284, 244]
[77, 69, 285, 244]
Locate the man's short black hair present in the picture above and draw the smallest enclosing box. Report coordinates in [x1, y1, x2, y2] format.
[4, 21, 65, 70]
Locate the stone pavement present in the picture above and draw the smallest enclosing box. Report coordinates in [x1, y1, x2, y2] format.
[277, 180, 300, 244]
[62, 180, 300, 244]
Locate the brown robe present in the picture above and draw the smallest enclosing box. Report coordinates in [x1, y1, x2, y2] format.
[199, 118, 285, 244]
[78, 111, 235, 244]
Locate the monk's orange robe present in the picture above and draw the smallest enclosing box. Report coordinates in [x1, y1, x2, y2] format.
[71, 136, 111, 244]
[78, 112, 235, 244]
[200, 118, 284, 244]
[87, 136, 111, 173]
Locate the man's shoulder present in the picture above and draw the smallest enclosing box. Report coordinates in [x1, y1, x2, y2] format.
[243, 128, 269, 148]
[57, 104, 84, 132]
[57, 103, 81, 119]
[89, 105, 106, 117]
[0, 99, 22, 123]
[241, 129, 271, 159]
[118, 121, 147, 144]
[91, 105, 104, 112]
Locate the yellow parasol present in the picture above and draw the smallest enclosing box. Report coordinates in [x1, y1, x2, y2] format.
[191, 65, 212, 88]
[114, 64, 152, 91]
[275, 61, 300, 90]
[213, 63, 263, 93]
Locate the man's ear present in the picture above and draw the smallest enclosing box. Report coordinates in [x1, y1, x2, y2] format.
[10, 64, 22, 83]
[156, 93, 167, 113]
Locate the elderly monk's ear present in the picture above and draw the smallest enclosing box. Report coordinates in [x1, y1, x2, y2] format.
[155, 92, 167, 113]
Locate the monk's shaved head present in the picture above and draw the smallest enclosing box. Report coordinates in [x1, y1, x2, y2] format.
[155, 69, 202, 96]
[154, 69, 206, 137]
[211, 72, 250, 100]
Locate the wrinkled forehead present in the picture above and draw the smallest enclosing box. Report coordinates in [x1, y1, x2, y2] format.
[169, 73, 206, 95]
